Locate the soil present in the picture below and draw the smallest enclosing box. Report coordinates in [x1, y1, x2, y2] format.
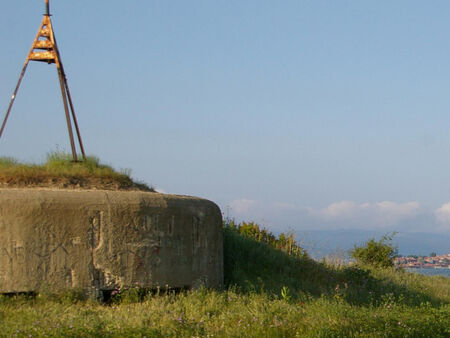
[0, 176, 154, 192]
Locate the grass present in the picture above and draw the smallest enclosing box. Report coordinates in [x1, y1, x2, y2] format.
[0, 152, 153, 191]
[0, 221, 448, 336]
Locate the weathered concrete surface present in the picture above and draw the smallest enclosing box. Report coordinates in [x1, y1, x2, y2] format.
[0, 189, 223, 295]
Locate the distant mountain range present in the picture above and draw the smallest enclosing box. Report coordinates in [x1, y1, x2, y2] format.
[295, 229, 450, 259]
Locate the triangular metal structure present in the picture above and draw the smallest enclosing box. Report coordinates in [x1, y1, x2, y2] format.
[0, 0, 86, 161]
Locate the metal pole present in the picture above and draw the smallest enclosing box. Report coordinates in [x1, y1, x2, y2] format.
[54, 35, 86, 160]
[56, 66, 78, 162]
[0, 61, 30, 139]
[48, 16, 78, 162]
[64, 78, 87, 160]
[0, 17, 45, 140]
[45, 0, 50, 16]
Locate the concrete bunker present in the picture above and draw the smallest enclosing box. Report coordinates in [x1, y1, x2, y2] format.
[0, 189, 223, 296]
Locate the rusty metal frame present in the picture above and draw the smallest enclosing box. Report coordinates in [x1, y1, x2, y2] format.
[0, 0, 86, 161]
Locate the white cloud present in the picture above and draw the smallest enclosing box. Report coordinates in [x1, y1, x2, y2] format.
[434, 203, 450, 231]
[365, 201, 421, 226]
[318, 201, 357, 219]
[224, 198, 446, 233]
[229, 198, 257, 215]
[310, 200, 421, 228]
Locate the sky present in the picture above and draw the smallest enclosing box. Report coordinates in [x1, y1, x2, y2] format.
[1, 1, 450, 235]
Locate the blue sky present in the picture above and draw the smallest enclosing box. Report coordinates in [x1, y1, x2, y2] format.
[1, 1, 450, 234]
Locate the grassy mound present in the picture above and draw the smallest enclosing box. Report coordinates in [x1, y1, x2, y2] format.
[224, 221, 449, 306]
[0, 221, 448, 336]
[0, 152, 153, 191]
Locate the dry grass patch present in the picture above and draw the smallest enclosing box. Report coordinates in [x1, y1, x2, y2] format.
[0, 152, 153, 191]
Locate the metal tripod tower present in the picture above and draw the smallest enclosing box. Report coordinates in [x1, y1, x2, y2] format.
[0, 0, 86, 161]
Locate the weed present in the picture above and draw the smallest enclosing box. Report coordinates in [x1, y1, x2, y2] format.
[280, 286, 291, 302]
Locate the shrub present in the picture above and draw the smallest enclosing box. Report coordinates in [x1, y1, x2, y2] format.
[350, 233, 398, 268]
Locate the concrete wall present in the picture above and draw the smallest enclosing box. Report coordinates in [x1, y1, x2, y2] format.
[0, 189, 223, 295]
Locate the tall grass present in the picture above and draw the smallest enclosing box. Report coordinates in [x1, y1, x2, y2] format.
[224, 221, 449, 307]
[0, 221, 448, 336]
[0, 151, 153, 191]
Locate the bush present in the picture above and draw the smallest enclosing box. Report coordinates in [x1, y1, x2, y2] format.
[350, 233, 398, 268]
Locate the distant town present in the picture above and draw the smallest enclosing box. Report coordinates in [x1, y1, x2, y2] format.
[395, 254, 450, 269]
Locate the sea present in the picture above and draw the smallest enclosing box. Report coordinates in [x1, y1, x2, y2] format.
[405, 268, 450, 278]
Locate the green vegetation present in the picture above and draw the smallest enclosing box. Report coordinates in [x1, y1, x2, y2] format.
[0, 221, 448, 336]
[0, 152, 153, 191]
[350, 232, 398, 268]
